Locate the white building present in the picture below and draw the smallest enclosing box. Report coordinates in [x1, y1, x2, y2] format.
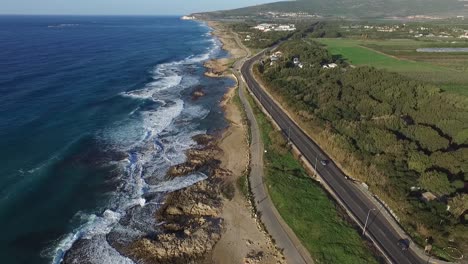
[293, 57, 300, 65]
[253, 23, 276, 31]
[322, 63, 338, 69]
[181, 16, 196, 20]
[254, 23, 296, 32]
[274, 24, 296, 31]
[274, 51, 283, 57]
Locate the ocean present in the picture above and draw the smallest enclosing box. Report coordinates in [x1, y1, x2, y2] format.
[0, 15, 232, 264]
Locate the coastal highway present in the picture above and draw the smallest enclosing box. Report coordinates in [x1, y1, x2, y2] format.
[240, 51, 428, 264]
[231, 32, 315, 264]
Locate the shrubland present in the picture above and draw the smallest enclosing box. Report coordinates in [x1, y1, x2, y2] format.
[256, 39, 468, 259]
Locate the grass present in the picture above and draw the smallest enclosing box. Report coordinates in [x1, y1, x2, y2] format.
[316, 38, 468, 96]
[231, 87, 250, 199]
[246, 93, 379, 264]
[236, 173, 249, 198]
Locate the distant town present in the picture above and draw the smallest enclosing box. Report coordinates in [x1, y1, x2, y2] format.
[340, 23, 468, 39]
[258, 11, 322, 19]
[253, 23, 296, 32]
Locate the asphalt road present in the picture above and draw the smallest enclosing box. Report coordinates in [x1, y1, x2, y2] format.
[240, 51, 426, 264]
[231, 32, 315, 264]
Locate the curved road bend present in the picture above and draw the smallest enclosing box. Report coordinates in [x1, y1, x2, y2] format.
[240, 51, 430, 264]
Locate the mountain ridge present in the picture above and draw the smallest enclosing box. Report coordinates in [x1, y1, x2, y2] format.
[196, 0, 467, 19]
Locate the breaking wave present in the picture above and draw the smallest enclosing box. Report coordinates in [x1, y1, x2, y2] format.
[47, 25, 223, 264]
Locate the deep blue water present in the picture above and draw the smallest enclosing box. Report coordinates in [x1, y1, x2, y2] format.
[0, 15, 231, 264]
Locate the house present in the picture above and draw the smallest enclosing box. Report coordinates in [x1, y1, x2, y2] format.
[270, 55, 279, 61]
[291, 57, 304, 68]
[322, 63, 338, 69]
[275, 24, 296, 31]
[274, 51, 283, 57]
[269, 55, 279, 65]
[293, 57, 300, 65]
[253, 23, 276, 32]
[254, 23, 296, 32]
[181, 16, 196, 20]
[421, 192, 437, 202]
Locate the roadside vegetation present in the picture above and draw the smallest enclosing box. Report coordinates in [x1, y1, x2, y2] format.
[253, 38, 468, 260]
[230, 23, 293, 49]
[228, 21, 321, 50]
[246, 92, 380, 264]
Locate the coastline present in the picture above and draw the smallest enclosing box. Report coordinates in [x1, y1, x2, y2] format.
[114, 20, 284, 264]
[204, 21, 285, 263]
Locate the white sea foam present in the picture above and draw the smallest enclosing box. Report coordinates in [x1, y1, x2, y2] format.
[183, 103, 211, 120]
[149, 172, 208, 193]
[49, 210, 124, 264]
[103, 98, 184, 150]
[122, 73, 182, 100]
[51, 22, 221, 263]
[80, 238, 135, 264]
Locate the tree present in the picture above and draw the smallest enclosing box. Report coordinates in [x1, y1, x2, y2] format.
[419, 171, 455, 196]
[452, 180, 465, 190]
[408, 152, 431, 173]
[448, 194, 468, 219]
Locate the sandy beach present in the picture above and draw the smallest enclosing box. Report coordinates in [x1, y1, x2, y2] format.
[120, 20, 284, 264]
[204, 21, 284, 264]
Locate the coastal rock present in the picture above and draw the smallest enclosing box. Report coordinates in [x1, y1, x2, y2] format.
[167, 164, 196, 177]
[183, 202, 219, 217]
[244, 250, 265, 264]
[165, 206, 184, 215]
[126, 225, 221, 264]
[213, 167, 232, 179]
[125, 198, 223, 264]
[192, 134, 214, 145]
[167, 145, 221, 177]
[122, 133, 226, 264]
[191, 86, 206, 100]
[204, 59, 229, 78]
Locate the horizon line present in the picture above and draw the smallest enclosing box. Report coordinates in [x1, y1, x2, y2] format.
[0, 13, 188, 17]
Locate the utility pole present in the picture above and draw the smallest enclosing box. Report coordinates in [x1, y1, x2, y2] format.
[288, 126, 291, 142]
[363, 208, 376, 236]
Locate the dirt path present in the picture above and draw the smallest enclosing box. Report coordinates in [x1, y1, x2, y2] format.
[230, 29, 315, 264]
[204, 21, 284, 264]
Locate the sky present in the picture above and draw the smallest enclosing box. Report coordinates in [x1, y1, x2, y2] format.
[0, 0, 276, 15]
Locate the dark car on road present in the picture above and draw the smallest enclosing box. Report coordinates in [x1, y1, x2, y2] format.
[397, 239, 410, 251]
[320, 159, 328, 166]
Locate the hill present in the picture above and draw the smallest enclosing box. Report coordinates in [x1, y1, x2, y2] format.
[197, 0, 467, 19]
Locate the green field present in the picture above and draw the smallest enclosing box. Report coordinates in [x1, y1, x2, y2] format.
[316, 38, 468, 96]
[247, 94, 379, 264]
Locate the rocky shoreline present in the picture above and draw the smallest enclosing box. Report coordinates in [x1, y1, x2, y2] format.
[114, 20, 283, 264]
[113, 21, 247, 263]
[123, 134, 230, 264]
[59, 19, 282, 264]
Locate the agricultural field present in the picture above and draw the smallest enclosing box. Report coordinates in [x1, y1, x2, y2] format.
[316, 38, 468, 96]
